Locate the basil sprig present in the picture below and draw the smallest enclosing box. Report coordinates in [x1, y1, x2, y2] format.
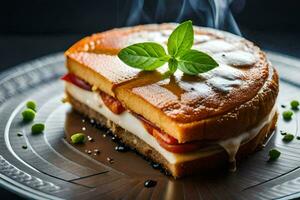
[118, 20, 218, 75]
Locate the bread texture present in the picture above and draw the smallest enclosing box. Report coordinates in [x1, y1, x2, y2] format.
[65, 24, 279, 143]
[67, 92, 277, 178]
[64, 23, 279, 177]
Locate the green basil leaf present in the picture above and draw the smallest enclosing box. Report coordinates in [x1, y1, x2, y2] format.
[118, 42, 169, 70]
[177, 49, 219, 75]
[118, 20, 218, 76]
[167, 20, 194, 57]
[168, 58, 178, 74]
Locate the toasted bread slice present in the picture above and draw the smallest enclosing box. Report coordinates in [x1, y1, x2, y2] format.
[67, 92, 277, 178]
[65, 24, 278, 143]
[64, 24, 279, 177]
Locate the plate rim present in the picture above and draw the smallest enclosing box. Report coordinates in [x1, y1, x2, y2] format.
[1, 51, 300, 199]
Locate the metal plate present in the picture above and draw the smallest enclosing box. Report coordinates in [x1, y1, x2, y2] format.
[0, 52, 300, 200]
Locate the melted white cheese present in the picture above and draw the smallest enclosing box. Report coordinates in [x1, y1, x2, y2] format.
[219, 105, 277, 171]
[65, 82, 276, 165]
[194, 40, 239, 53]
[214, 50, 257, 67]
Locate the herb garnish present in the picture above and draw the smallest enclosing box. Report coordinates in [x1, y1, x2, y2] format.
[71, 133, 86, 144]
[282, 133, 294, 142]
[22, 109, 36, 122]
[282, 110, 293, 121]
[290, 100, 299, 110]
[21, 100, 38, 121]
[268, 149, 281, 161]
[31, 123, 45, 134]
[118, 20, 218, 75]
[26, 100, 37, 111]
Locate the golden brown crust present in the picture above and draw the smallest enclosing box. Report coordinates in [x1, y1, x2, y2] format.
[66, 53, 141, 96]
[116, 66, 278, 142]
[65, 23, 279, 143]
[67, 92, 277, 178]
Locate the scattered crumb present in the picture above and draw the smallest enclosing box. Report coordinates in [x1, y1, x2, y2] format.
[107, 157, 114, 163]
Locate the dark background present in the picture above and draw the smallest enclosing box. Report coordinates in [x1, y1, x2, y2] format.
[0, 0, 299, 199]
[0, 0, 300, 72]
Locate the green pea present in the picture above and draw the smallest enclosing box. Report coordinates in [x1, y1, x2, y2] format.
[282, 134, 294, 142]
[269, 149, 281, 161]
[31, 123, 45, 134]
[290, 100, 299, 110]
[22, 109, 36, 121]
[26, 100, 37, 111]
[282, 110, 293, 120]
[71, 133, 86, 144]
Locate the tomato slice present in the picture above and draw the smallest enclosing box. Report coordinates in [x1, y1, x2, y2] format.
[61, 73, 92, 91]
[152, 129, 179, 145]
[100, 92, 125, 114]
[153, 129, 203, 153]
[155, 137, 201, 153]
[62, 73, 125, 114]
[138, 114, 179, 145]
[141, 119, 155, 135]
[137, 114, 204, 153]
[62, 74, 204, 153]
[138, 114, 181, 145]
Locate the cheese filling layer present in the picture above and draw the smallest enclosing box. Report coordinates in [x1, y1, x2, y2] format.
[65, 82, 276, 164]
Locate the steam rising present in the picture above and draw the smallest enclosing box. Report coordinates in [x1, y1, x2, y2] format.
[125, 0, 241, 36]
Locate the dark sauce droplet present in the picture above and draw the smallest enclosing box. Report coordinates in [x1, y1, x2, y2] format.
[22, 145, 27, 149]
[17, 132, 23, 137]
[151, 162, 160, 169]
[280, 131, 287, 135]
[159, 168, 171, 176]
[94, 149, 100, 154]
[111, 136, 118, 142]
[115, 145, 128, 152]
[164, 171, 171, 176]
[297, 136, 300, 140]
[281, 105, 286, 108]
[144, 180, 157, 188]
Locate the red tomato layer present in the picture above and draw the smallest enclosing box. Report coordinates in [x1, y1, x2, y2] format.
[62, 73, 203, 153]
[62, 73, 125, 114]
[136, 114, 204, 153]
[61, 73, 92, 91]
[100, 92, 125, 114]
[153, 129, 202, 153]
